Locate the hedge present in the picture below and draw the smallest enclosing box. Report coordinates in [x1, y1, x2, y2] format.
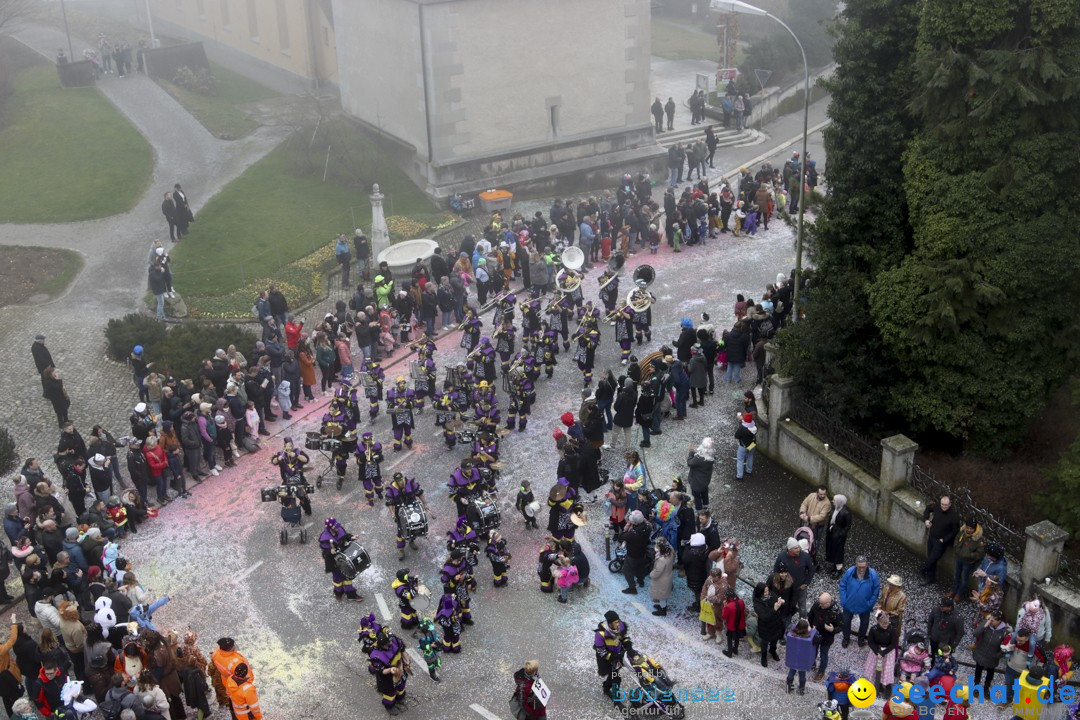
[104, 314, 258, 381]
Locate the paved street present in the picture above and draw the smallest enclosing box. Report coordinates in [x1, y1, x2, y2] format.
[0, 33, 982, 719]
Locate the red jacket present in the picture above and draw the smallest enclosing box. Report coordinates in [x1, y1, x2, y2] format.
[284, 322, 302, 350]
[721, 597, 747, 632]
[143, 445, 168, 478]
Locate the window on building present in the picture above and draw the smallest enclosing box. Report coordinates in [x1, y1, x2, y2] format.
[550, 104, 560, 138]
[275, 0, 290, 53]
[196, 0, 205, 19]
[246, 0, 259, 41]
[220, 0, 230, 29]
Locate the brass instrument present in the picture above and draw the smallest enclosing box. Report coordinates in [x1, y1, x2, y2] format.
[544, 292, 567, 314]
[456, 311, 477, 331]
[555, 247, 584, 293]
[598, 252, 625, 292]
[480, 290, 511, 314]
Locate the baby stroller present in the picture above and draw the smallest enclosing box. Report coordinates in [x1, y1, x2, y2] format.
[279, 496, 308, 545]
[608, 537, 654, 574]
[620, 645, 685, 718]
[793, 524, 816, 564]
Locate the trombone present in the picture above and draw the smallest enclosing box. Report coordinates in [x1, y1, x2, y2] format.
[544, 292, 567, 314]
[480, 290, 511, 314]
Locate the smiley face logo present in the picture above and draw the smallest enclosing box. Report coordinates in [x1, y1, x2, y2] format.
[848, 677, 877, 708]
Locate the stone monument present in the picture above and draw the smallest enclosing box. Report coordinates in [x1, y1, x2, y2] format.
[331, 0, 667, 201]
[370, 183, 391, 261]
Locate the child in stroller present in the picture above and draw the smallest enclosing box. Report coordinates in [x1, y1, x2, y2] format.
[793, 524, 816, 564]
[619, 644, 684, 718]
[898, 628, 930, 680]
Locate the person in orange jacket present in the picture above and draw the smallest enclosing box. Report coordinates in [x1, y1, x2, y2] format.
[227, 663, 261, 719]
[211, 637, 253, 696]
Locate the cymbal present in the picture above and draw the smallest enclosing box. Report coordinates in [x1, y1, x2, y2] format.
[488, 461, 506, 470]
[496, 429, 511, 437]
[323, 424, 344, 438]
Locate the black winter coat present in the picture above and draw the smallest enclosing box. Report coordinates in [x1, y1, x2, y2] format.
[683, 545, 710, 590]
[926, 607, 964, 648]
[754, 592, 786, 642]
[675, 328, 697, 362]
[634, 394, 655, 426]
[686, 452, 714, 494]
[621, 523, 651, 560]
[613, 387, 637, 428]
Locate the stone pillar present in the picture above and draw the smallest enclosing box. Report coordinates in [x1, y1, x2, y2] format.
[1022, 521, 1070, 600]
[766, 376, 795, 450]
[764, 341, 777, 370]
[879, 435, 918, 492]
[370, 183, 390, 263]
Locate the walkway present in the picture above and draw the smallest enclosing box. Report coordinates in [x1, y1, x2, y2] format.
[0, 22, 291, 476]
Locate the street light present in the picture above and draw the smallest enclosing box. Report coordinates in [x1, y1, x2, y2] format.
[710, 0, 810, 323]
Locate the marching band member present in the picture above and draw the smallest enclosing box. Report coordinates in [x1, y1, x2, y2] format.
[614, 306, 634, 365]
[539, 320, 559, 378]
[386, 376, 416, 451]
[506, 364, 535, 432]
[435, 587, 462, 653]
[472, 429, 500, 465]
[574, 319, 601, 388]
[475, 337, 498, 383]
[485, 531, 511, 588]
[459, 307, 482, 354]
[434, 380, 462, 450]
[355, 432, 385, 506]
[545, 294, 574, 352]
[632, 293, 653, 346]
[439, 547, 475, 627]
[599, 271, 620, 321]
[363, 357, 385, 422]
[448, 459, 483, 518]
[521, 288, 543, 343]
[319, 517, 364, 601]
[495, 316, 516, 376]
[413, 341, 438, 413]
[368, 627, 409, 714]
[385, 471, 432, 560]
[472, 380, 500, 432]
[390, 569, 421, 629]
[321, 398, 353, 483]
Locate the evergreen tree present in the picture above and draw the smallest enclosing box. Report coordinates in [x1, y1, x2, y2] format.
[777, 0, 918, 432]
[868, 0, 1080, 451]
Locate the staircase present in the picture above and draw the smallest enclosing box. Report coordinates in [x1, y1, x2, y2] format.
[655, 123, 765, 150]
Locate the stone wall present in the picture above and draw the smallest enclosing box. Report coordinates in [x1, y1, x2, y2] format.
[758, 372, 1080, 646]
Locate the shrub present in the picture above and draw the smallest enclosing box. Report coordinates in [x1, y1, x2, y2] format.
[155, 323, 258, 380]
[172, 65, 218, 95]
[0, 427, 16, 476]
[104, 314, 256, 380]
[104, 313, 168, 363]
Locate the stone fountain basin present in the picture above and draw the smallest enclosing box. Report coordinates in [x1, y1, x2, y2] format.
[376, 238, 438, 285]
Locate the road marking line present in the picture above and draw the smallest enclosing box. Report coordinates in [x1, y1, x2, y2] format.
[301, 522, 313, 530]
[387, 449, 416, 470]
[406, 648, 427, 674]
[234, 561, 263, 582]
[470, 704, 507, 720]
[374, 592, 392, 622]
[334, 488, 360, 506]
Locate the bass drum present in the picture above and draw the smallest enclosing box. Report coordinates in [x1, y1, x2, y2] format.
[465, 492, 501, 533]
[397, 501, 429, 539]
[334, 541, 371, 580]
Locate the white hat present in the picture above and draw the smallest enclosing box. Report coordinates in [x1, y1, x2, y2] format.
[90, 454, 106, 468]
[798, 538, 810, 553]
[690, 533, 706, 547]
[134, 402, 146, 413]
[786, 537, 800, 551]
[155, 247, 164, 256]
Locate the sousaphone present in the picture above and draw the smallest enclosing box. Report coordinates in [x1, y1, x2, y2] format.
[555, 247, 584, 293]
[598, 252, 625, 291]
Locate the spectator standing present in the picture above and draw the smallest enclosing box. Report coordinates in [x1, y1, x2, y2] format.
[926, 595, 964, 657]
[686, 438, 715, 510]
[161, 192, 179, 241]
[824, 494, 852, 577]
[734, 413, 757, 480]
[799, 485, 832, 568]
[664, 97, 675, 131]
[32, 334, 54, 390]
[807, 592, 841, 682]
[42, 368, 70, 427]
[774, 538, 814, 618]
[950, 518, 986, 601]
[784, 618, 817, 695]
[839, 557, 880, 649]
[920, 495, 960, 585]
[335, 234, 352, 289]
[353, 230, 370, 280]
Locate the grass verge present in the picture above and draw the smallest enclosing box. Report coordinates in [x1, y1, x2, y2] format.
[651, 19, 721, 63]
[169, 118, 453, 318]
[0, 38, 153, 223]
[154, 61, 278, 140]
[0, 246, 83, 306]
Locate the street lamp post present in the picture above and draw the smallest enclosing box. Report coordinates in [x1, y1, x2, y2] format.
[59, 0, 74, 61]
[710, 0, 810, 322]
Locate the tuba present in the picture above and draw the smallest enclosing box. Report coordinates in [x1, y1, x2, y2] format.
[609, 264, 656, 320]
[598, 252, 624, 292]
[555, 247, 584, 293]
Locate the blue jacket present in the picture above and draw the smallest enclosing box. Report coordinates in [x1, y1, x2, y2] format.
[839, 566, 880, 615]
[62, 540, 88, 572]
[3, 516, 23, 544]
[979, 555, 1007, 588]
[826, 673, 853, 707]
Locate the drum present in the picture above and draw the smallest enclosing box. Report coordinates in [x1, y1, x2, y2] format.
[435, 411, 458, 426]
[334, 541, 371, 579]
[397, 501, 428, 539]
[465, 493, 501, 533]
[338, 435, 358, 454]
[391, 409, 414, 428]
[304, 432, 323, 450]
[458, 424, 478, 444]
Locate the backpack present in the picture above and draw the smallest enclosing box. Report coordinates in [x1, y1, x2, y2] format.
[99, 693, 124, 720]
[566, 565, 580, 585]
[759, 317, 776, 339]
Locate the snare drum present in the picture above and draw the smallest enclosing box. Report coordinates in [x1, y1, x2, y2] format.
[304, 431, 323, 450]
[334, 541, 371, 579]
[465, 493, 501, 533]
[458, 424, 478, 444]
[397, 501, 429, 539]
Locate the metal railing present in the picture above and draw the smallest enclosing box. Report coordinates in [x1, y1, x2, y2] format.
[907, 462, 1028, 563]
[788, 394, 882, 476]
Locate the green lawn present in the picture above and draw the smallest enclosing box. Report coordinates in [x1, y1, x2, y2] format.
[169, 118, 443, 314]
[155, 62, 279, 140]
[651, 19, 722, 62]
[0, 41, 153, 223]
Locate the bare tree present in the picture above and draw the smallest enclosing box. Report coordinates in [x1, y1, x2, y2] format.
[0, 0, 35, 33]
